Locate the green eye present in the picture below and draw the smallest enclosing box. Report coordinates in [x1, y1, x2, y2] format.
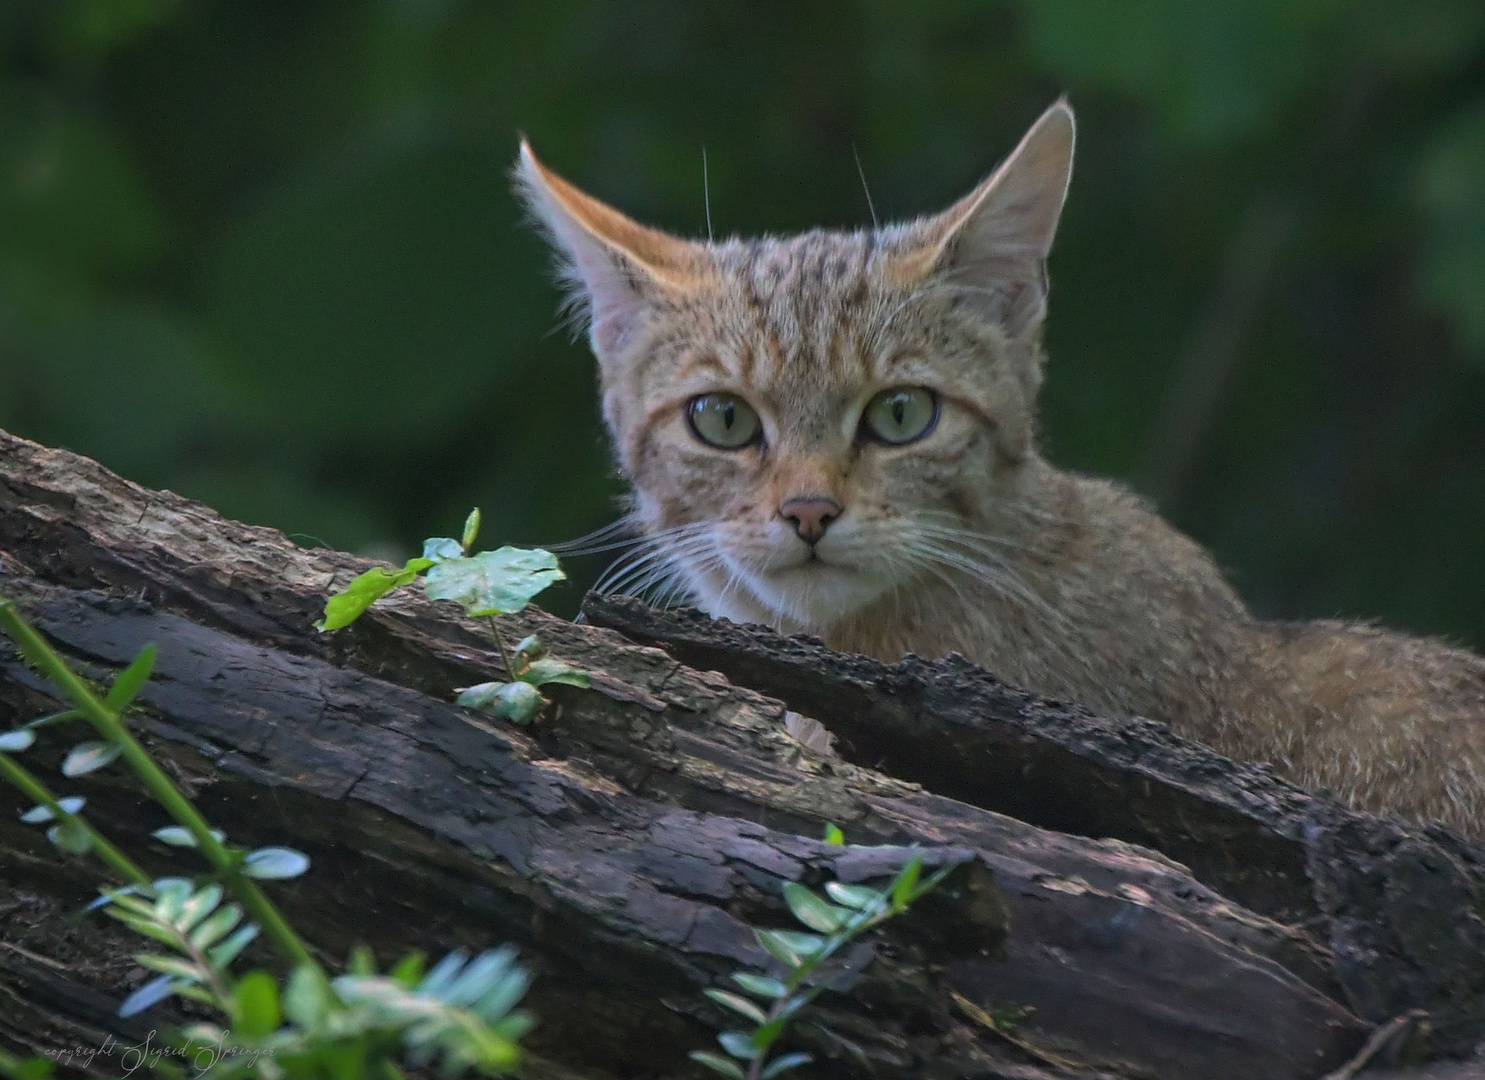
[862, 387, 938, 445]
[687, 393, 762, 449]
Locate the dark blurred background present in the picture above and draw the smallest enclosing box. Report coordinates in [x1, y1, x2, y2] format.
[2, 0, 1484, 640]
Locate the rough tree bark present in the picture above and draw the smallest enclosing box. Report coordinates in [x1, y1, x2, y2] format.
[0, 427, 1481, 1080]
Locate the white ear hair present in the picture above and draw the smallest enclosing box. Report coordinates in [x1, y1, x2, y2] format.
[514, 141, 708, 357]
[908, 100, 1076, 337]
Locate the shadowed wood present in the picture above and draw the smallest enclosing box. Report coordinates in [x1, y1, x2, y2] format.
[0, 427, 1475, 1077]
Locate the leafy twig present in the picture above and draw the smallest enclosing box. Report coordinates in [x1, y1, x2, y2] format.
[320, 509, 586, 725]
[692, 853, 964, 1080]
[0, 601, 317, 972]
[0, 596, 534, 1076]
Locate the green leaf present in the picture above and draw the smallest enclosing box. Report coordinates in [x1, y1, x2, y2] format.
[21, 795, 85, 823]
[87, 883, 142, 913]
[824, 881, 883, 910]
[152, 825, 225, 847]
[497, 682, 546, 724]
[153, 878, 193, 923]
[61, 740, 122, 777]
[461, 508, 482, 552]
[891, 856, 923, 909]
[457, 680, 545, 724]
[823, 822, 844, 845]
[388, 950, 425, 988]
[208, 923, 260, 968]
[688, 1051, 746, 1080]
[472, 970, 531, 1025]
[704, 988, 768, 1024]
[519, 658, 589, 689]
[454, 681, 507, 709]
[445, 946, 518, 1006]
[316, 558, 434, 632]
[423, 547, 564, 617]
[104, 891, 158, 918]
[8, 1055, 54, 1080]
[104, 908, 180, 947]
[104, 644, 156, 710]
[718, 1031, 759, 1060]
[189, 902, 243, 949]
[755, 929, 824, 967]
[243, 846, 311, 879]
[175, 884, 224, 933]
[732, 972, 788, 999]
[232, 970, 281, 1038]
[319, 1035, 368, 1080]
[754, 926, 825, 968]
[465, 955, 528, 1016]
[47, 819, 91, 854]
[513, 634, 544, 659]
[0, 728, 36, 752]
[346, 943, 375, 976]
[761, 1052, 814, 1078]
[282, 964, 336, 1028]
[136, 953, 205, 982]
[422, 537, 464, 562]
[489, 1008, 536, 1042]
[417, 949, 469, 996]
[782, 882, 849, 933]
[119, 974, 183, 1017]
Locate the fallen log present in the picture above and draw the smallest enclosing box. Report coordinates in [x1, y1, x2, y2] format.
[0, 427, 1475, 1078]
[580, 599, 1485, 1044]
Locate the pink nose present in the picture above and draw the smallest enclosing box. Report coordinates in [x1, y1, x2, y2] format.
[779, 497, 842, 544]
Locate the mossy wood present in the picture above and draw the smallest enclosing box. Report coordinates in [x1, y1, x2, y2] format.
[0, 428, 1479, 1079]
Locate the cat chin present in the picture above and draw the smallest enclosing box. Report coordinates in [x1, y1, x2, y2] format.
[698, 561, 894, 635]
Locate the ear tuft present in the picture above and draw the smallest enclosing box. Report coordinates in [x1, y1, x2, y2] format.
[893, 99, 1076, 337]
[514, 141, 709, 356]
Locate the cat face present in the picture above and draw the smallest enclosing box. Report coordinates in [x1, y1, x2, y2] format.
[518, 102, 1074, 633]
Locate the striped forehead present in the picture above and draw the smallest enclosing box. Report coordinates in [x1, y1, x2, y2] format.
[711, 232, 882, 433]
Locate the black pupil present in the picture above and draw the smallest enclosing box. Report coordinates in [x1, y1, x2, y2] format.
[721, 400, 735, 428]
[891, 396, 906, 426]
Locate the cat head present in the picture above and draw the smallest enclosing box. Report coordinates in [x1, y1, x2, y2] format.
[517, 102, 1075, 633]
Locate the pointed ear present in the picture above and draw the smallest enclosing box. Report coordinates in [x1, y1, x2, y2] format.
[515, 140, 711, 357]
[894, 100, 1075, 337]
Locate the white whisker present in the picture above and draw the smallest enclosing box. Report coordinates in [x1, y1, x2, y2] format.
[591, 523, 717, 606]
[912, 521, 1037, 555]
[543, 517, 640, 555]
[919, 544, 1057, 619]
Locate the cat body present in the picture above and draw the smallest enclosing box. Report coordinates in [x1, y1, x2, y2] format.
[518, 102, 1485, 834]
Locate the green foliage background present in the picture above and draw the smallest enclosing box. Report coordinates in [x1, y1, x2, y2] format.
[3, 0, 1484, 641]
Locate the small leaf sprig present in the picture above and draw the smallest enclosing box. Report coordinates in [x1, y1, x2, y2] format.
[106, 878, 261, 1017]
[0, 598, 534, 1077]
[0, 605, 315, 972]
[691, 847, 962, 1080]
[177, 946, 533, 1079]
[318, 509, 587, 724]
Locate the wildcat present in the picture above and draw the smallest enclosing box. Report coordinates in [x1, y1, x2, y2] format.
[516, 101, 1485, 835]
